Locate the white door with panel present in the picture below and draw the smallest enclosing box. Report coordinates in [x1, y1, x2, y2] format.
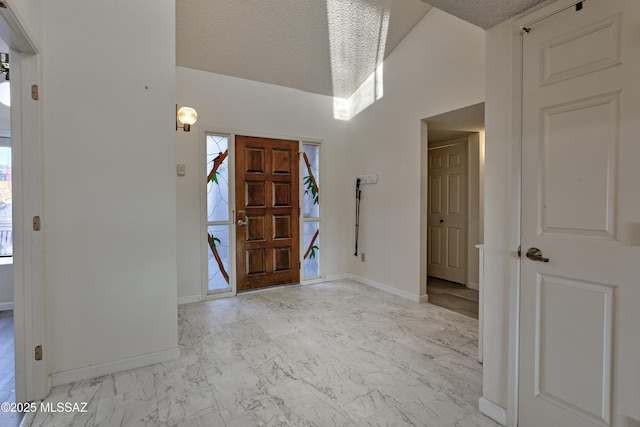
[428, 140, 467, 285]
[519, 1, 640, 426]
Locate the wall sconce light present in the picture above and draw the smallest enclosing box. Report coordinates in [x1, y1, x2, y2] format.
[176, 104, 198, 132]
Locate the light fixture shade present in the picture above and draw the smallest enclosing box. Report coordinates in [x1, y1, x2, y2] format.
[177, 106, 198, 126]
[0, 81, 9, 107]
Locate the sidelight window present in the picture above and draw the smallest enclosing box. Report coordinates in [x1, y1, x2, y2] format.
[301, 143, 320, 279]
[206, 134, 231, 292]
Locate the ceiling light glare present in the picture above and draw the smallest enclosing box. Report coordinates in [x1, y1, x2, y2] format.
[327, 0, 389, 120]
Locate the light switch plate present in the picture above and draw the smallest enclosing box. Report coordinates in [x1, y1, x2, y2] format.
[357, 174, 378, 184]
[177, 164, 186, 176]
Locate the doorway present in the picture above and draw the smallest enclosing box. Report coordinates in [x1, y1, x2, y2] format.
[0, 37, 16, 427]
[0, 259, 16, 425]
[427, 138, 468, 285]
[0, 3, 47, 411]
[422, 103, 484, 320]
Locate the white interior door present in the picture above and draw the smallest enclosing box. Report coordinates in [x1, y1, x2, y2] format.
[519, 1, 640, 426]
[427, 140, 467, 285]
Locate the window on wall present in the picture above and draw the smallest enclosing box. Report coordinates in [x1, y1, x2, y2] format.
[0, 144, 11, 257]
[301, 143, 320, 279]
[206, 134, 231, 292]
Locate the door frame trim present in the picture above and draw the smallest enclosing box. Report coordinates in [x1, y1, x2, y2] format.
[1, 3, 48, 402]
[199, 127, 324, 300]
[199, 129, 237, 300]
[298, 140, 325, 283]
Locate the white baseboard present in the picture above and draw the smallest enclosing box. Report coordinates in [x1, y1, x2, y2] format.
[479, 397, 507, 426]
[302, 274, 348, 286]
[0, 301, 13, 311]
[178, 295, 203, 305]
[347, 274, 422, 303]
[50, 347, 180, 387]
[467, 281, 479, 291]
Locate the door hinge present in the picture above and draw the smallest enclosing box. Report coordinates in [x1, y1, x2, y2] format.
[297, 260, 301, 269]
[31, 85, 39, 100]
[34, 345, 42, 361]
[517, 245, 522, 258]
[33, 216, 41, 231]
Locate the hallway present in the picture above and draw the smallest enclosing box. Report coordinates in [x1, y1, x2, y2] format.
[427, 277, 479, 319]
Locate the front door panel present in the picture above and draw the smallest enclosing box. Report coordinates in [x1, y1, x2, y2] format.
[235, 136, 300, 291]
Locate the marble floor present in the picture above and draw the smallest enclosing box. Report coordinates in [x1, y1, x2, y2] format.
[28, 280, 499, 427]
[426, 278, 479, 320]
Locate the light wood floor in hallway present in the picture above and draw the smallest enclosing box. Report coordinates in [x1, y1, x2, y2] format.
[427, 277, 479, 319]
[29, 280, 498, 426]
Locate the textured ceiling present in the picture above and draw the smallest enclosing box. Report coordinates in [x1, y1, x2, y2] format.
[177, 0, 431, 98]
[420, 0, 547, 30]
[176, 0, 546, 98]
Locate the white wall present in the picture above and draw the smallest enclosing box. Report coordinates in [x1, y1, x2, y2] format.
[483, 18, 521, 417]
[347, 8, 485, 298]
[176, 67, 350, 301]
[41, 0, 178, 379]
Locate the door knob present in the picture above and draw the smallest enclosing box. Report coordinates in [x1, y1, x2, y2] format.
[237, 219, 247, 226]
[439, 219, 444, 223]
[526, 247, 549, 262]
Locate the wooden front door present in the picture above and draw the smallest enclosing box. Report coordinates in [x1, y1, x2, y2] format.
[235, 136, 300, 291]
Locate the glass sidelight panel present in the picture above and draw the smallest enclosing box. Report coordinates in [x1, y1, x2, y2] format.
[301, 143, 320, 279]
[207, 225, 230, 291]
[207, 135, 230, 222]
[206, 134, 231, 292]
[302, 144, 319, 218]
[303, 221, 320, 278]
